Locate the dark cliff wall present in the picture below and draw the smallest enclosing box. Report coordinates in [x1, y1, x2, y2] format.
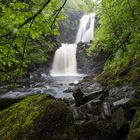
[76, 42, 108, 74]
[58, 11, 83, 43]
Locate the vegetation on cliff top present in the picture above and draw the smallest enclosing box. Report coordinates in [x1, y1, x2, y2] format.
[89, 0, 140, 73]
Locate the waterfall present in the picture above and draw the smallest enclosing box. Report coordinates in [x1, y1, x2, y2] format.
[50, 43, 77, 76]
[76, 13, 96, 43]
[50, 13, 96, 76]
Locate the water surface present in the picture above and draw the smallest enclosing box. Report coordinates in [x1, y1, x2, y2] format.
[0, 73, 84, 99]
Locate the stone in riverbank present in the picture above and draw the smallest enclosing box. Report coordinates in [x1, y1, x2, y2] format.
[73, 88, 85, 106]
[0, 94, 75, 140]
[73, 87, 104, 106]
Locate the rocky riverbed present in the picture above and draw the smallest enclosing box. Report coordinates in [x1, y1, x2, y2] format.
[69, 62, 140, 140]
[0, 62, 139, 140]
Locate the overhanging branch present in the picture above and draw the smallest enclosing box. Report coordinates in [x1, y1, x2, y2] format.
[0, 0, 52, 38]
[51, 0, 67, 29]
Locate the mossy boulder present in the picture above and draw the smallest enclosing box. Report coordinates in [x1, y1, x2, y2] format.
[0, 94, 75, 140]
[127, 111, 140, 140]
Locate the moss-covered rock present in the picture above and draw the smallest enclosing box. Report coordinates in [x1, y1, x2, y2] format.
[0, 94, 75, 140]
[127, 111, 140, 140]
[94, 62, 140, 89]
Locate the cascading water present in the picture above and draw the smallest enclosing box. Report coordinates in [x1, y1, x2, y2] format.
[50, 13, 96, 76]
[50, 43, 77, 76]
[76, 13, 96, 43]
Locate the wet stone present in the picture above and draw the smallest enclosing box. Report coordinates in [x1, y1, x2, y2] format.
[113, 98, 131, 107]
[103, 102, 111, 117]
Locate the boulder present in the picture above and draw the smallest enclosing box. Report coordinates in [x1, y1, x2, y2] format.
[105, 86, 135, 104]
[0, 94, 75, 140]
[85, 99, 102, 115]
[84, 90, 103, 102]
[111, 107, 129, 136]
[73, 87, 103, 106]
[73, 88, 85, 106]
[63, 87, 73, 93]
[113, 98, 131, 107]
[103, 102, 112, 118]
[86, 82, 103, 92]
[70, 104, 85, 120]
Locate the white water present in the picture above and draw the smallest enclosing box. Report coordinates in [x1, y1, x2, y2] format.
[76, 13, 96, 43]
[50, 43, 77, 76]
[50, 13, 96, 76]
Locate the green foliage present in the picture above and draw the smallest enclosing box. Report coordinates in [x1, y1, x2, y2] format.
[65, 0, 86, 12]
[78, 0, 99, 13]
[127, 111, 140, 140]
[89, 0, 140, 72]
[0, 0, 65, 80]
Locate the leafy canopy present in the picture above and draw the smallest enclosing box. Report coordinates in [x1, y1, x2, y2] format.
[0, 0, 65, 81]
[89, 0, 140, 72]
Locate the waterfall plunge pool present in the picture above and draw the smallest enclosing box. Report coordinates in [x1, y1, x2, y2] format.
[0, 13, 95, 100]
[0, 74, 85, 99]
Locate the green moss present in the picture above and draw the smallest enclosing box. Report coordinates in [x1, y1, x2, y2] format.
[127, 111, 140, 140]
[0, 94, 75, 140]
[94, 63, 140, 89]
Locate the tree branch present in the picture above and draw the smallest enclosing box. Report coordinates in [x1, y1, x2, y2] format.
[0, 0, 52, 38]
[106, 32, 131, 60]
[50, 0, 67, 29]
[14, 19, 35, 83]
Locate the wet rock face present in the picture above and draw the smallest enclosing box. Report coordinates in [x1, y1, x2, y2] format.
[105, 85, 135, 107]
[73, 88, 85, 106]
[58, 11, 83, 43]
[76, 42, 108, 74]
[111, 107, 129, 136]
[73, 86, 104, 106]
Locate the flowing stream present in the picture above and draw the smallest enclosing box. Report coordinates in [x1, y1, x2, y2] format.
[0, 75, 82, 99]
[0, 13, 96, 99]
